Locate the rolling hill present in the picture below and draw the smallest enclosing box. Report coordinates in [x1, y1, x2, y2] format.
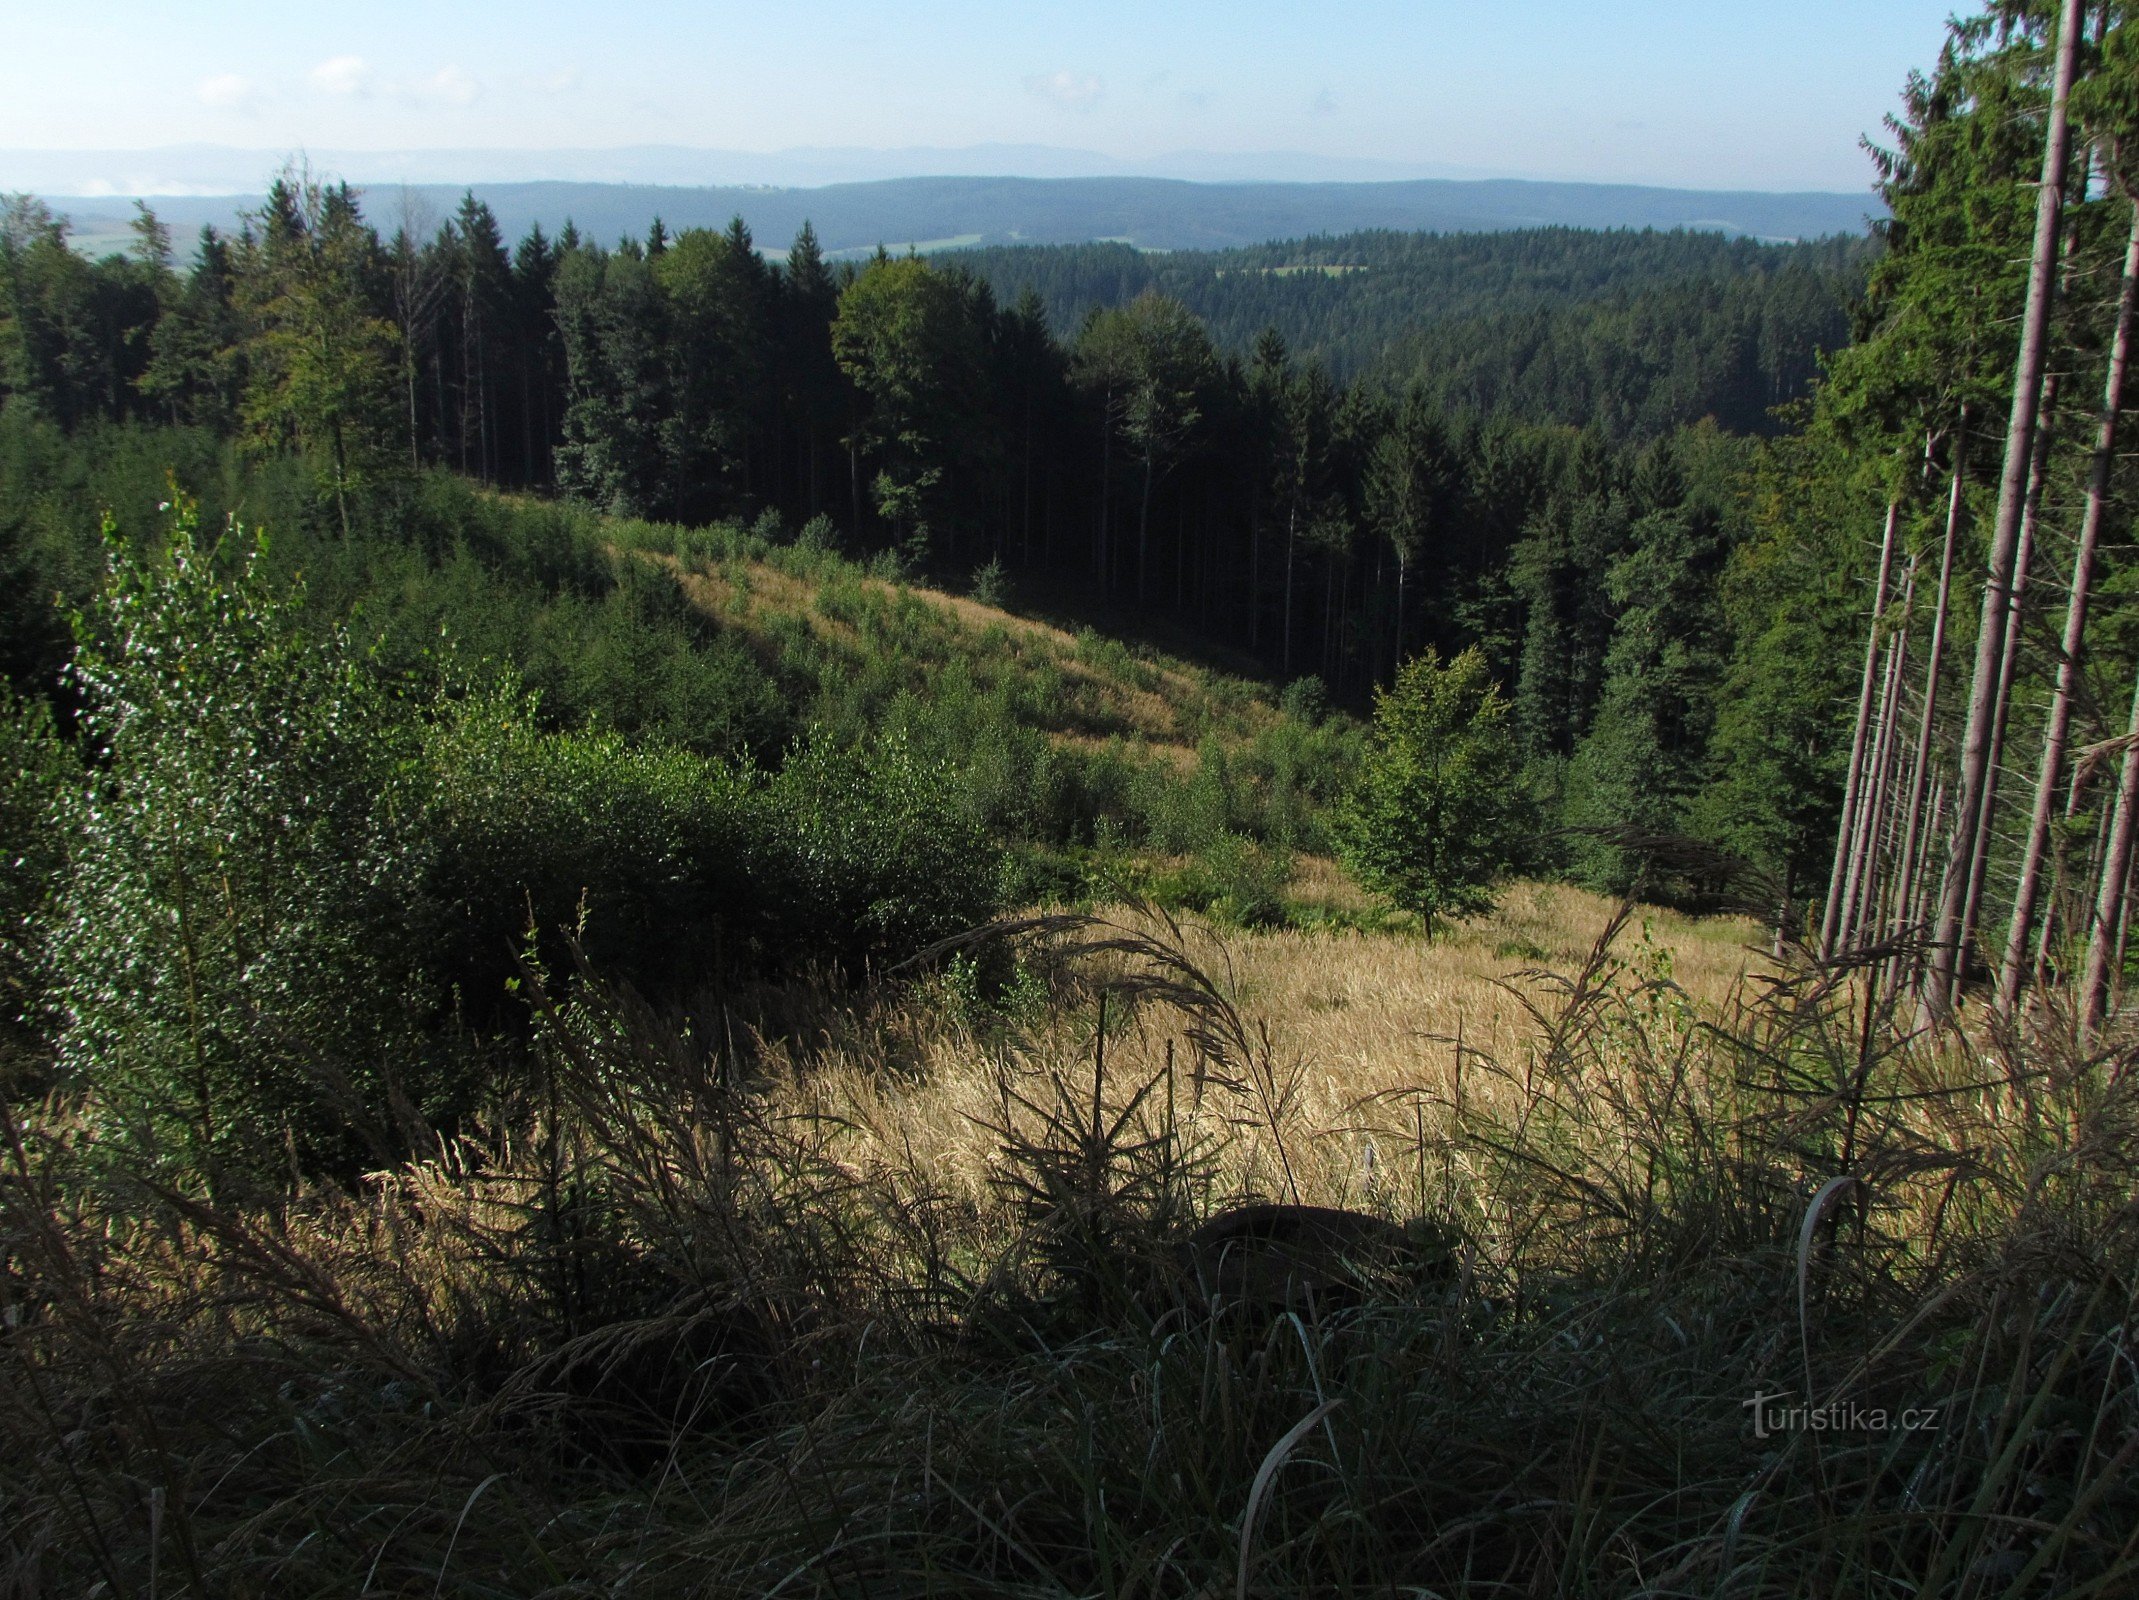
[40, 171, 1879, 259]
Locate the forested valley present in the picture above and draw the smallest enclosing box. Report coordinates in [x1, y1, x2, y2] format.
[6, 1, 2139, 1593]
[4, 187, 1869, 896]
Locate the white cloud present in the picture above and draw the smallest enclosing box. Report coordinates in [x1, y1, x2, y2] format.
[1024, 69, 1103, 111]
[197, 72, 252, 109]
[529, 68, 581, 96]
[310, 55, 371, 96]
[412, 64, 480, 106]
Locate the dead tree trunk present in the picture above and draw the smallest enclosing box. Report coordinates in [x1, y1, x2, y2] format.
[1822, 498, 1905, 959]
[1930, 0, 2083, 1011]
[1843, 561, 1915, 949]
[2002, 203, 2139, 1012]
[1893, 449, 1970, 969]
[1960, 373, 2061, 981]
[2082, 672, 2139, 1038]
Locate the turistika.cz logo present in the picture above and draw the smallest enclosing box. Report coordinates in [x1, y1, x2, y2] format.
[1743, 1392, 1940, 1440]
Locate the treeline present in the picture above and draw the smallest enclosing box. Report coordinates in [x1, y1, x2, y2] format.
[953, 228, 1869, 435]
[1714, 0, 2139, 1024]
[5, 181, 1847, 714]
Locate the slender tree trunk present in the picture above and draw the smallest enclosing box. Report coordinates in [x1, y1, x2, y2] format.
[1823, 498, 1905, 958]
[2002, 204, 2139, 1011]
[1961, 373, 2060, 978]
[405, 331, 421, 470]
[1322, 556, 1337, 682]
[1930, 0, 2083, 1010]
[1282, 501, 1298, 679]
[1857, 612, 1913, 943]
[1175, 496, 1187, 612]
[1851, 594, 1915, 949]
[2082, 670, 2139, 1038]
[1393, 545, 1409, 680]
[1894, 450, 1970, 964]
[1138, 445, 1154, 605]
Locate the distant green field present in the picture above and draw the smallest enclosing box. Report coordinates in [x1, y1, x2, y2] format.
[823, 231, 984, 260]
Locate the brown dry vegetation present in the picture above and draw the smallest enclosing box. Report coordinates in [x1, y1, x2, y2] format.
[781, 884, 1769, 1224]
[7, 881, 2137, 1596]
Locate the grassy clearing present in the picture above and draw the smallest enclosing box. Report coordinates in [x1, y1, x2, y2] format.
[5, 887, 2134, 1596]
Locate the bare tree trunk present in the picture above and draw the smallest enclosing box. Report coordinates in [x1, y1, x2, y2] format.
[1282, 501, 1298, 679]
[2003, 203, 2139, 1011]
[1842, 580, 1912, 950]
[2082, 669, 2139, 1038]
[1392, 543, 1410, 682]
[1823, 498, 1905, 958]
[1961, 372, 2061, 981]
[1137, 444, 1154, 605]
[1930, 0, 2083, 1011]
[1894, 449, 1970, 966]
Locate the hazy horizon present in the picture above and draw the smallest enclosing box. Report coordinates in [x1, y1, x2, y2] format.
[4, 2, 1953, 195]
[0, 142, 1885, 201]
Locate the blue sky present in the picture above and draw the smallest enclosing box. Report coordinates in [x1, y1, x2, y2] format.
[2, 1, 1956, 190]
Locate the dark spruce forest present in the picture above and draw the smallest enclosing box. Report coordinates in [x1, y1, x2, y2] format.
[6, 2, 2139, 1594]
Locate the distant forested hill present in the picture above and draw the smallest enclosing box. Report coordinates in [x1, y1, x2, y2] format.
[957, 228, 1872, 437]
[43, 172, 1878, 260]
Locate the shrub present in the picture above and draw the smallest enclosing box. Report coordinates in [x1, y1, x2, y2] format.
[1151, 831, 1295, 929]
[750, 729, 1003, 972]
[1335, 647, 1531, 936]
[970, 556, 1010, 608]
[0, 687, 72, 1094]
[48, 506, 430, 1191]
[419, 683, 755, 1024]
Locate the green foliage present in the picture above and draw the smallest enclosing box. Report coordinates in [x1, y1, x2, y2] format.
[832, 255, 987, 552]
[49, 504, 427, 1192]
[753, 730, 1000, 969]
[1565, 441, 1740, 891]
[968, 555, 1009, 607]
[234, 174, 407, 530]
[1148, 830, 1295, 929]
[1337, 647, 1529, 933]
[0, 687, 72, 1093]
[418, 684, 754, 1019]
[964, 226, 1867, 438]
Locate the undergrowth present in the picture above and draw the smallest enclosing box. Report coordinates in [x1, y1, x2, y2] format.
[3, 908, 2135, 1597]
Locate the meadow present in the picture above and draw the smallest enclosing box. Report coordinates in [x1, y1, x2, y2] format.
[7, 876, 2134, 1596]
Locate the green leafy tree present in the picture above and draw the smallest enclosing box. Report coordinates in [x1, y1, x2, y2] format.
[48, 501, 425, 1193]
[1073, 292, 1220, 603]
[140, 225, 246, 429]
[554, 240, 673, 515]
[0, 686, 71, 1095]
[235, 174, 405, 532]
[831, 255, 985, 559]
[1336, 646, 1529, 935]
[654, 220, 772, 515]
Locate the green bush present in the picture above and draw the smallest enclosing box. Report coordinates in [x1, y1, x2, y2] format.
[0, 687, 73, 1093]
[750, 729, 1002, 972]
[1336, 647, 1532, 936]
[419, 683, 755, 1024]
[48, 506, 430, 1192]
[1150, 830, 1295, 929]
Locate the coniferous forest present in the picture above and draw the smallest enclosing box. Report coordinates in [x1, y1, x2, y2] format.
[6, 2, 2139, 1594]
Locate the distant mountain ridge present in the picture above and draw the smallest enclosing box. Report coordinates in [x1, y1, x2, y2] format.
[34, 172, 1880, 260]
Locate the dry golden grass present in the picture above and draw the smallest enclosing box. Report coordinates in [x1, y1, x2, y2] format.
[763, 881, 1772, 1229]
[12, 870, 2136, 1599]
